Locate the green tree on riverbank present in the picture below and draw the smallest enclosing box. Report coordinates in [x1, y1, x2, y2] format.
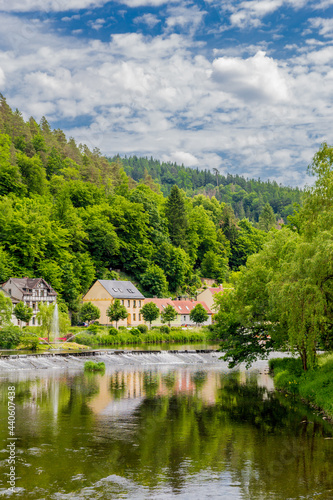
[214, 143, 333, 371]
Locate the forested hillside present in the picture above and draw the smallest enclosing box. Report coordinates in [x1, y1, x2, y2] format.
[0, 95, 297, 315]
[113, 155, 303, 221]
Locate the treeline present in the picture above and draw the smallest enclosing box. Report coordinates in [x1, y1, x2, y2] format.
[0, 95, 291, 314]
[214, 143, 333, 371]
[112, 155, 303, 222]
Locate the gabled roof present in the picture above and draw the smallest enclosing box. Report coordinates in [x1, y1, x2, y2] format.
[145, 298, 212, 315]
[209, 286, 224, 295]
[3, 278, 57, 296]
[144, 298, 174, 313]
[172, 300, 212, 315]
[98, 280, 145, 299]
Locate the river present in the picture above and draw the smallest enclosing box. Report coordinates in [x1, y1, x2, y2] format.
[0, 355, 332, 499]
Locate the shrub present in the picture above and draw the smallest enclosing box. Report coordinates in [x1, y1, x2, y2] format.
[118, 326, 127, 330]
[130, 328, 141, 336]
[86, 324, 99, 334]
[108, 327, 118, 336]
[84, 361, 105, 372]
[0, 325, 21, 349]
[72, 333, 97, 347]
[20, 333, 39, 350]
[137, 324, 148, 334]
[160, 325, 170, 334]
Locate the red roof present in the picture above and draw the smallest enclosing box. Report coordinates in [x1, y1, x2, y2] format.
[145, 298, 212, 315]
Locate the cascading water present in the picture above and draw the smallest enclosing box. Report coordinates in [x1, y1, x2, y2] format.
[50, 303, 59, 343]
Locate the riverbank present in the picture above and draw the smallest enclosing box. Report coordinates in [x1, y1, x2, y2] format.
[269, 353, 333, 419]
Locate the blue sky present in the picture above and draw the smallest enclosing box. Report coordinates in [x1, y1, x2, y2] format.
[0, 0, 332, 186]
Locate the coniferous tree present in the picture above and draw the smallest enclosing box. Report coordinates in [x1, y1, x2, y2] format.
[165, 185, 188, 248]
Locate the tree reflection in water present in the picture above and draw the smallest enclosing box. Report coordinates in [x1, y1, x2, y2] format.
[0, 367, 332, 499]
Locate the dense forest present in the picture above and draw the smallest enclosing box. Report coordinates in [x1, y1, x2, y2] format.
[112, 155, 303, 221]
[0, 94, 300, 316]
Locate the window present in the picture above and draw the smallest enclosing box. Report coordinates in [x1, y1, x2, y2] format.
[178, 306, 182, 310]
[121, 299, 124, 305]
[139, 300, 141, 307]
[185, 306, 189, 310]
[133, 313, 136, 321]
[139, 314, 141, 321]
[133, 300, 136, 308]
[128, 300, 130, 307]
[32, 317, 35, 325]
[8, 289, 11, 296]
[184, 316, 186, 321]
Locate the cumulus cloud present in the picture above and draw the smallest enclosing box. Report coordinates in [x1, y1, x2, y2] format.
[212, 51, 290, 102]
[0, 9, 331, 187]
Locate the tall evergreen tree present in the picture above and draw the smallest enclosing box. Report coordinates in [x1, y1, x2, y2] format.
[165, 185, 188, 248]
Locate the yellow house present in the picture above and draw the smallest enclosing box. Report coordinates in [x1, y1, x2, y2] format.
[196, 285, 224, 312]
[82, 280, 145, 327]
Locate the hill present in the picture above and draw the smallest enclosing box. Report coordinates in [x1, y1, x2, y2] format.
[0, 94, 300, 316]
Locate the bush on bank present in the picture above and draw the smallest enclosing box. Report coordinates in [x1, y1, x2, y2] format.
[70, 327, 212, 347]
[269, 354, 333, 417]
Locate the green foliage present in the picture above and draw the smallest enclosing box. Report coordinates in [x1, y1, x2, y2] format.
[165, 185, 188, 248]
[258, 202, 276, 231]
[84, 361, 105, 372]
[189, 304, 209, 325]
[107, 299, 128, 327]
[13, 301, 33, 325]
[19, 333, 39, 350]
[137, 324, 148, 334]
[108, 327, 118, 336]
[0, 291, 12, 326]
[160, 325, 170, 334]
[160, 304, 178, 326]
[140, 302, 160, 326]
[0, 325, 21, 348]
[140, 264, 168, 297]
[270, 355, 333, 416]
[80, 302, 100, 325]
[36, 302, 55, 342]
[130, 327, 141, 336]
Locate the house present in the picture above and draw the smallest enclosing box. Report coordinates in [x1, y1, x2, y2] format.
[2, 277, 57, 326]
[82, 280, 145, 327]
[144, 298, 213, 326]
[197, 285, 224, 312]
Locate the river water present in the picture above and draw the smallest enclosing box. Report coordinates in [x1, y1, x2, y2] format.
[0, 358, 332, 499]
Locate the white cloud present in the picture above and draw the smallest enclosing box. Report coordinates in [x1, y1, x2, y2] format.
[0, 66, 5, 86]
[165, 5, 207, 34]
[0, 11, 332, 187]
[169, 151, 199, 166]
[133, 13, 160, 28]
[212, 51, 290, 102]
[309, 17, 333, 37]
[0, 0, 109, 12]
[88, 18, 106, 30]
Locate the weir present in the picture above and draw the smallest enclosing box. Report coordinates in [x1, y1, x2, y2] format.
[0, 350, 223, 372]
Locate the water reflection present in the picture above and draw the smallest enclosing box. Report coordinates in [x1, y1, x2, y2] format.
[0, 367, 332, 499]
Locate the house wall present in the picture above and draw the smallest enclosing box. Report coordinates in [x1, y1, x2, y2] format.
[82, 281, 144, 327]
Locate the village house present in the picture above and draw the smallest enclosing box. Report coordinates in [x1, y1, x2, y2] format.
[82, 280, 145, 327]
[144, 298, 213, 327]
[1, 277, 57, 326]
[196, 285, 224, 312]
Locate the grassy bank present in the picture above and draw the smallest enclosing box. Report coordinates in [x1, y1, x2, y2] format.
[70, 327, 217, 348]
[269, 354, 333, 418]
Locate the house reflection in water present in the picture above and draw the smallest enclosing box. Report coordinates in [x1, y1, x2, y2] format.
[87, 369, 223, 416]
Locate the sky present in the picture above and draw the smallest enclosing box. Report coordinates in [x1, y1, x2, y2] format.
[0, 1, 332, 187]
